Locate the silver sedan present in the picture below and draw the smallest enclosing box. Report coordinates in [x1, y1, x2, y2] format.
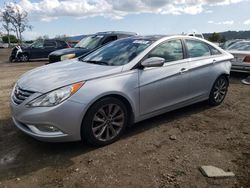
[10, 35, 233, 146]
[228, 40, 250, 73]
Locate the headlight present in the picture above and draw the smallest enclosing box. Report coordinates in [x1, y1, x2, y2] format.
[61, 54, 76, 61]
[27, 82, 84, 107]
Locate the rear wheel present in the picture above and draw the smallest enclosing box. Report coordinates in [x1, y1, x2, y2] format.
[19, 53, 29, 62]
[81, 97, 128, 146]
[209, 75, 229, 106]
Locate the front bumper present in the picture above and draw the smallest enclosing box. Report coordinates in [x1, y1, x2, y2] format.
[10, 97, 87, 142]
[231, 62, 250, 73]
[48, 54, 61, 64]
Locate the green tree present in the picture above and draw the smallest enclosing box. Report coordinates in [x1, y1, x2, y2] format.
[2, 34, 18, 43]
[219, 35, 226, 43]
[0, 3, 12, 46]
[208, 32, 221, 42]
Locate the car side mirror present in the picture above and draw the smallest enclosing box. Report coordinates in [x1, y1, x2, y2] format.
[141, 57, 165, 68]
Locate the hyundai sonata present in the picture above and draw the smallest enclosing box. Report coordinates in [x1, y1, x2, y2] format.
[10, 35, 233, 146]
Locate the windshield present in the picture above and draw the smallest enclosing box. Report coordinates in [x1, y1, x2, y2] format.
[228, 42, 250, 51]
[75, 35, 103, 49]
[80, 38, 153, 66]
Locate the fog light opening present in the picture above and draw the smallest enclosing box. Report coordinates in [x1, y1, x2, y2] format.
[27, 124, 64, 136]
[37, 125, 60, 132]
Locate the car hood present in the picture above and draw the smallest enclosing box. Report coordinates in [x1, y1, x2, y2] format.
[50, 47, 91, 57]
[17, 59, 123, 93]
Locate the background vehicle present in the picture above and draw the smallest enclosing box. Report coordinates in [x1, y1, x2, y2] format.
[11, 35, 233, 146]
[9, 39, 70, 62]
[0, 38, 8, 48]
[242, 76, 250, 85]
[220, 39, 243, 49]
[48, 31, 137, 64]
[227, 40, 250, 73]
[187, 32, 204, 39]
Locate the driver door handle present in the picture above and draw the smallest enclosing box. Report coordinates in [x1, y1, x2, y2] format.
[180, 68, 188, 74]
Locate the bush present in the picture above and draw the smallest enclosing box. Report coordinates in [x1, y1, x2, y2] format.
[2, 35, 19, 43]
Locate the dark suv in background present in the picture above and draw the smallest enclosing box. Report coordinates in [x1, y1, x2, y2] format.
[48, 31, 137, 64]
[9, 39, 70, 62]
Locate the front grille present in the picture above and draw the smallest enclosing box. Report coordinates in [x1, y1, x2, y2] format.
[12, 86, 35, 105]
[49, 55, 61, 63]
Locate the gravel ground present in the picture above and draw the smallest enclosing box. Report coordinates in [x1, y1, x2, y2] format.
[0, 48, 249, 188]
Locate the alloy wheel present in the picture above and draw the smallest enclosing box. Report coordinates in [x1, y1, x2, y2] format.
[92, 104, 125, 142]
[213, 77, 227, 103]
[20, 54, 28, 62]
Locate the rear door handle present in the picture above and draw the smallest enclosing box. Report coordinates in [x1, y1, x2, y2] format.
[180, 68, 188, 74]
[212, 59, 217, 64]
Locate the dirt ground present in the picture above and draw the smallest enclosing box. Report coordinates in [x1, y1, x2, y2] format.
[0, 48, 249, 188]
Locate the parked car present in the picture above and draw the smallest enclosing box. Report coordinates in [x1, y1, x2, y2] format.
[9, 39, 70, 62]
[227, 41, 250, 73]
[187, 33, 204, 39]
[242, 76, 250, 85]
[0, 38, 8, 48]
[10, 35, 233, 146]
[48, 31, 137, 64]
[220, 39, 243, 49]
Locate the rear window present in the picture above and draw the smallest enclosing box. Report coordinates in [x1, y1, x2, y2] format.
[75, 35, 103, 50]
[227, 42, 250, 51]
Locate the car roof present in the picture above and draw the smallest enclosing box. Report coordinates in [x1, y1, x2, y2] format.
[128, 35, 201, 41]
[238, 40, 250, 43]
[128, 35, 168, 41]
[43, 39, 66, 42]
[94, 31, 137, 36]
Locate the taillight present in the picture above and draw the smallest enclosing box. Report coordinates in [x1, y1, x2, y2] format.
[243, 56, 250, 62]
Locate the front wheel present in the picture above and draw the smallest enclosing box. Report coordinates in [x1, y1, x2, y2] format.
[18, 53, 29, 62]
[9, 56, 15, 63]
[81, 97, 128, 146]
[208, 75, 229, 106]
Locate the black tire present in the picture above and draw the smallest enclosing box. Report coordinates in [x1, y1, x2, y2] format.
[208, 75, 229, 106]
[9, 56, 15, 63]
[81, 97, 128, 146]
[18, 53, 29, 62]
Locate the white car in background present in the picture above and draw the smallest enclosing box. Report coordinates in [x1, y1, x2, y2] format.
[227, 41, 250, 73]
[187, 33, 204, 39]
[0, 38, 8, 48]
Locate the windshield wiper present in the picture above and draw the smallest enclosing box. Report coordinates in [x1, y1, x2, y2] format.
[84, 60, 109, 65]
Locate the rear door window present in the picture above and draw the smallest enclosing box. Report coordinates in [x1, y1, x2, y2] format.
[44, 40, 57, 48]
[147, 39, 184, 63]
[57, 41, 68, 48]
[186, 40, 211, 58]
[209, 46, 221, 55]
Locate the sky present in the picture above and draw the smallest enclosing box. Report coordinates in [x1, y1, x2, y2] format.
[0, 0, 250, 40]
